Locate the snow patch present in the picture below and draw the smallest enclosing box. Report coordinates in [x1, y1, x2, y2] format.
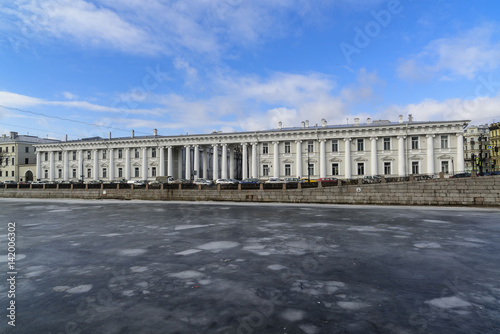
[66, 285, 93, 294]
[197, 241, 240, 251]
[425, 296, 471, 309]
[280, 309, 305, 321]
[414, 242, 441, 249]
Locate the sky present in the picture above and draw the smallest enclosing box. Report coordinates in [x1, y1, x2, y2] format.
[1, 0, 500, 141]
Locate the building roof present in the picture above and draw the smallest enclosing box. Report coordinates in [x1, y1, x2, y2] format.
[0, 132, 61, 144]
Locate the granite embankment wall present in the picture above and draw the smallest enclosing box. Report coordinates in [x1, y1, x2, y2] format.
[1, 176, 499, 206]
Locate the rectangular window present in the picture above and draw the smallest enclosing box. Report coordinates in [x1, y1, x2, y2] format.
[152, 167, 157, 177]
[12, 146, 14, 152]
[11, 158, 14, 165]
[103, 150, 107, 159]
[135, 149, 139, 159]
[11, 171, 14, 177]
[87, 151, 91, 159]
[44, 152, 48, 161]
[411, 136, 419, 150]
[58, 169, 62, 178]
[383, 138, 391, 150]
[0, 157, 2, 165]
[25, 158, 29, 164]
[285, 164, 291, 176]
[331, 163, 339, 176]
[412, 161, 419, 174]
[87, 169, 92, 178]
[102, 168, 107, 178]
[5, 158, 8, 166]
[331, 139, 338, 152]
[118, 149, 123, 159]
[134, 167, 140, 177]
[441, 161, 449, 174]
[0, 147, 2, 153]
[284, 142, 291, 154]
[262, 164, 269, 176]
[118, 168, 123, 178]
[441, 135, 448, 149]
[357, 163, 365, 175]
[152, 148, 157, 158]
[262, 143, 269, 155]
[25, 147, 29, 153]
[44, 170, 48, 178]
[0, 171, 2, 177]
[357, 139, 364, 151]
[384, 162, 391, 175]
[58, 152, 62, 161]
[307, 141, 314, 153]
[72, 151, 76, 160]
[5, 147, 8, 153]
[72, 169, 77, 178]
[308, 163, 314, 176]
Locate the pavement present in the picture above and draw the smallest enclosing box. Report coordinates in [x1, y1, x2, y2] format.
[0, 199, 499, 334]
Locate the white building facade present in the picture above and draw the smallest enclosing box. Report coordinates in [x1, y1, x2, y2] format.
[34, 116, 469, 182]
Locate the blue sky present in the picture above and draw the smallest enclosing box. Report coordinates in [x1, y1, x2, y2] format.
[1, 0, 500, 140]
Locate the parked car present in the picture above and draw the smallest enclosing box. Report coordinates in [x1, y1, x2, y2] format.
[194, 179, 213, 185]
[450, 173, 471, 178]
[299, 177, 317, 183]
[215, 179, 238, 185]
[265, 177, 283, 184]
[133, 180, 147, 187]
[171, 179, 191, 184]
[87, 180, 103, 184]
[114, 179, 128, 184]
[283, 177, 300, 183]
[318, 177, 338, 184]
[362, 175, 382, 184]
[148, 180, 162, 187]
[4, 180, 17, 185]
[239, 178, 263, 184]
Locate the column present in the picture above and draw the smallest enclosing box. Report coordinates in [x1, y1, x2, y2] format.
[242, 143, 248, 179]
[229, 147, 235, 179]
[273, 141, 280, 178]
[109, 148, 115, 181]
[456, 133, 464, 173]
[221, 144, 228, 179]
[426, 135, 435, 175]
[251, 143, 258, 178]
[319, 140, 326, 178]
[296, 141, 302, 178]
[344, 139, 351, 179]
[398, 136, 406, 177]
[212, 144, 219, 180]
[167, 146, 173, 177]
[93, 150, 99, 181]
[78, 150, 83, 181]
[125, 148, 131, 180]
[142, 147, 148, 180]
[36, 152, 42, 181]
[193, 145, 199, 179]
[370, 137, 378, 176]
[202, 147, 208, 179]
[63, 151, 69, 181]
[159, 146, 165, 177]
[49, 151, 55, 181]
[183, 145, 190, 180]
[178, 148, 183, 179]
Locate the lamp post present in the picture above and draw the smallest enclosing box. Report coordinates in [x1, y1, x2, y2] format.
[307, 143, 310, 182]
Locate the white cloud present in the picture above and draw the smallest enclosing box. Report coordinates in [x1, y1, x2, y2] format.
[397, 24, 500, 81]
[62, 91, 79, 100]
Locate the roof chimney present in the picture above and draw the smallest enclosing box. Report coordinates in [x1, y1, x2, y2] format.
[366, 118, 371, 125]
[354, 118, 360, 126]
[399, 115, 403, 124]
[131, 130, 135, 138]
[9, 131, 18, 139]
[65, 134, 68, 142]
[321, 119, 327, 128]
[154, 129, 157, 136]
[408, 114, 413, 123]
[301, 121, 305, 128]
[305, 120, 309, 128]
[108, 132, 111, 139]
[278, 121, 282, 130]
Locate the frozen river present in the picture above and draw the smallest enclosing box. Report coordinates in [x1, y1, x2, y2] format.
[0, 199, 499, 333]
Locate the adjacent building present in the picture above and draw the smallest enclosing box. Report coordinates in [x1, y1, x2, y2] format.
[0, 132, 60, 182]
[463, 124, 492, 173]
[33, 116, 469, 182]
[490, 122, 500, 172]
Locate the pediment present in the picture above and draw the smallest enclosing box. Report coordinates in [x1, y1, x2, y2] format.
[329, 157, 343, 162]
[282, 159, 294, 164]
[437, 155, 453, 160]
[354, 157, 368, 162]
[409, 155, 423, 160]
[381, 156, 395, 161]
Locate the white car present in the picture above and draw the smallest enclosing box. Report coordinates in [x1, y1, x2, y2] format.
[265, 177, 283, 183]
[194, 178, 213, 185]
[215, 179, 238, 185]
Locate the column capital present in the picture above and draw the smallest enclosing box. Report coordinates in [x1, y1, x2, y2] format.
[370, 137, 378, 141]
[295, 140, 302, 144]
[221, 143, 228, 147]
[241, 142, 248, 146]
[456, 133, 464, 137]
[272, 141, 280, 145]
[251, 142, 258, 146]
[212, 143, 219, 147]
[397, 136, 407, 139]
[426, 134, 435, 138]
[343, 138, 352, 142]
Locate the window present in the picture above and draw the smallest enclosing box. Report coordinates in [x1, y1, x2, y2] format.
[134, 167, 140, 177]
[11, 171, 14, 177]
[102, 168, 107, 178]
[412, 161, 419, 175]
[44, 170, 48, 178]
[58, 152, 62, 161]
[383, 138, 391, 151]
[441, 135, 448, 149]
[441, 161, 449, 174]
[0, 171, 2, 177]
[307, 141, 314, 153]
[411, 136, 419, 150]
[44, 152, 48, 161]
[88, 169, 92, 178]
[262, 143, 269, 155]
[72, 151, 76, 160]
[72, 169, 77, 178]
[25, 147, 29, 153]
[118, 168, 123, 178]
[135, 149, 140, 159]
[58, 169, 62, 178]
[262, 164, 269, 176]
[11, 158, 14, 165]
[331, 163, 339, 176]
[284, 142, 291, 154]
[12, 146, 14, 152]
[308, 163, 315, 176]
[332, 140, 338, 152]
[25, 158, 29, 164]
[152, 167, 157, 177]
[103, 150, 107, 159]
[384, 162, 391, 175]
[152, 148, 157, 158]
[118, 149, 123, 159]
[5, 158, 8, 166]
[285, 164, 291, 176]
[5, 147, 8, 153]
[357, 139, 364, 151]
[87, 151, 91, 159]
[0, 157, 2, 165]
[357, 163, 365, 175]
[0, 147, 2, 153]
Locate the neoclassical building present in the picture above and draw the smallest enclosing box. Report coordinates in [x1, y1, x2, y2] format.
[34, 115, 469, 182]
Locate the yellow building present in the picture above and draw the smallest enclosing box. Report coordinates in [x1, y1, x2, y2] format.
[490, 123, 500, 172]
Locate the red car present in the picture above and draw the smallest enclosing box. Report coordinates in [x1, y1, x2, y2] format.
[318, 177, 338, 184]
